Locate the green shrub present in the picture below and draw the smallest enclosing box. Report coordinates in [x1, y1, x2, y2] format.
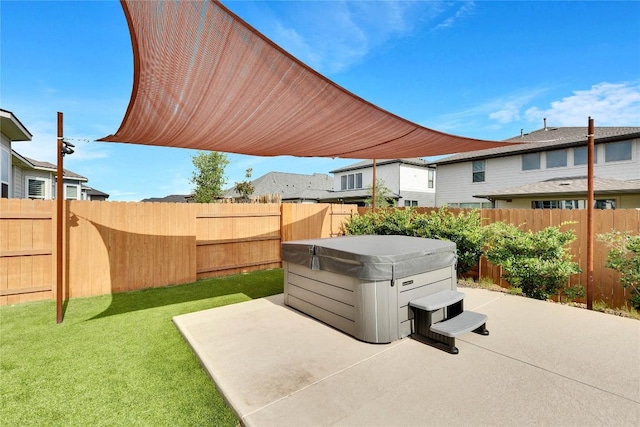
[342, 207, 487, 276]
[342, 210, 378, 235]
[413, 208, 487, 275]
[598, 231, 640, 309]
[484, 222, 581, 300]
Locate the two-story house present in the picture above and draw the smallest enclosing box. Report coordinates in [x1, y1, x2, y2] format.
[433, 124, 640, 209]
[1, 108, 109, 201]
[322, 158, 436, 207]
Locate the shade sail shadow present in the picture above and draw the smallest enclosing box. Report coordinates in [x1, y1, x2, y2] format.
[89, 269, 283, 320]
[78, 219, 283, 320]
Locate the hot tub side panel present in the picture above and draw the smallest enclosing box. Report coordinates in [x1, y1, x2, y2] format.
[284, 261, 359, 338]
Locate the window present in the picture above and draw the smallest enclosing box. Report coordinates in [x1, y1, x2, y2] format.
[472, 160, 485, 183]
[404, 200, 418, 207]
[532, 199, 616, 210]
[605, 141, 632, 162]
[595, 199, 616, 209]
[428, 169, 435, 189]
[546, 149, 567, 168]
[65, 184, 79, 200]
[522, 153, 541, 170]
[1, 147, 9, 198]
[27, 178, 46, 199]
[341, 173, 364, 190]
[574, 146, 597, 166]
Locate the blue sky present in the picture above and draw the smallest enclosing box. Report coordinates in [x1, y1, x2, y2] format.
[2, 0, 639, 201]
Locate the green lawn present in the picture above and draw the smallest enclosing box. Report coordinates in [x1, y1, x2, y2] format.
[1, 269, 284, 426]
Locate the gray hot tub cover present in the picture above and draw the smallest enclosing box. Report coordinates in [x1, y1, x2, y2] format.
[281, 235, 457, 281]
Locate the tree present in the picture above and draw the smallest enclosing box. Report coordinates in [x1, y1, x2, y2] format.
[364, 178, 393, 208]
[234, 168, 255, 202]
[190, 151, 229, 203]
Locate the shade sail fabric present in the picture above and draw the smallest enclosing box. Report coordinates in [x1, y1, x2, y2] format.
[99, 0, 514, 158]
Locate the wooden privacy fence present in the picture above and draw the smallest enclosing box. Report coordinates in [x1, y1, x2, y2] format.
[2, 200, 637, 308]
[359, 207, 640, 308]
[0, 200, 356, 306]
[0, 199, 55, 304]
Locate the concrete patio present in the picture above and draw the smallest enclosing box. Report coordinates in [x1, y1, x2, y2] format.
[173, 288, 640, 426]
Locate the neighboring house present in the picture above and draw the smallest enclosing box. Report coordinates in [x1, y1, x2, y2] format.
[1, 108, 109, 201]
[82, 185, 110, 201]
[224, 171, 333, 203]
[433, 124, 640, 209]
[1, 109, 32, 198]
[322, 158, 435, 207]
[12, 150, 88, 200]
[141, 194, 192, 203]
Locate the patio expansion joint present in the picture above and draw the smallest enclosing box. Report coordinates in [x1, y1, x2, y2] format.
[240, 338, 410, 423]
[461, 339, 640, 405]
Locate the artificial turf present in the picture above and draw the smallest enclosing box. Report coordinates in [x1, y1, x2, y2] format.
[0, 269, 284, 426]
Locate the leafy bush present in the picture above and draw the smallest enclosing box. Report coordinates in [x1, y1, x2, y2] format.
[412, 208, 487, 275]
[598, 231, 640, 309]
[342, 207, 487, 276]
[484, 222, 581, 300]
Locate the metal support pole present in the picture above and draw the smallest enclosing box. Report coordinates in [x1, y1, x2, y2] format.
[586, 117, 594, 310]
[56, 112, 64, 323]
[372, 159, 377, 212]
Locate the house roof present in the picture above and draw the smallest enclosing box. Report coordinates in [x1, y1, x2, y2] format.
[225, 172, 333, 201]
[81, 185, 110, 198]
[140, 194, 192, 203]
[329, 158, 432, 174]
[318, 188, 400, 202]
[473, 176, 640, 200]
[434, 126, 640, 165]
[12, 150, 88, 181]
[0, 108, 32, 141]
[97, 0, 514, 159]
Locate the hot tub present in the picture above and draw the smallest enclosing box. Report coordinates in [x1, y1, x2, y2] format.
[281, 235, 458, 344]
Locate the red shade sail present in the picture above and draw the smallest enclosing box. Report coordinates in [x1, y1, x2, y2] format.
[99, 0, 514, 158]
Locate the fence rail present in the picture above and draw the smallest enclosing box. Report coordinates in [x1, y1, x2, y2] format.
[2, 200, 637, 308]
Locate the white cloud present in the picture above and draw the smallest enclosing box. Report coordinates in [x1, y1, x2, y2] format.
[429, 87, 548, 132]
[270, 1, 456, 74]
[432, 1, 476, 32]
[488, 103, 521, 124]
[525, 82, 640, 126]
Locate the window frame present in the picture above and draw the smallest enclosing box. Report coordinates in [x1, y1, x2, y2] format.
[472, 160, 485, 183]
[604, 141, 632, 163]
[522, 152, 541, 171]
[355, 173, 362, 189]
[26, 177, 47, 200]
[428, 169, 435, 189]
[546, 149, 567, 168]
[1, 146, 9, 198]
[64, 183, 80, 200]
[573, 146, 597, 166]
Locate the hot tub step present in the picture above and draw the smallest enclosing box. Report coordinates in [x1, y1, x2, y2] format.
[430, 311, 488, 338]
[409, 290, 465, 312]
